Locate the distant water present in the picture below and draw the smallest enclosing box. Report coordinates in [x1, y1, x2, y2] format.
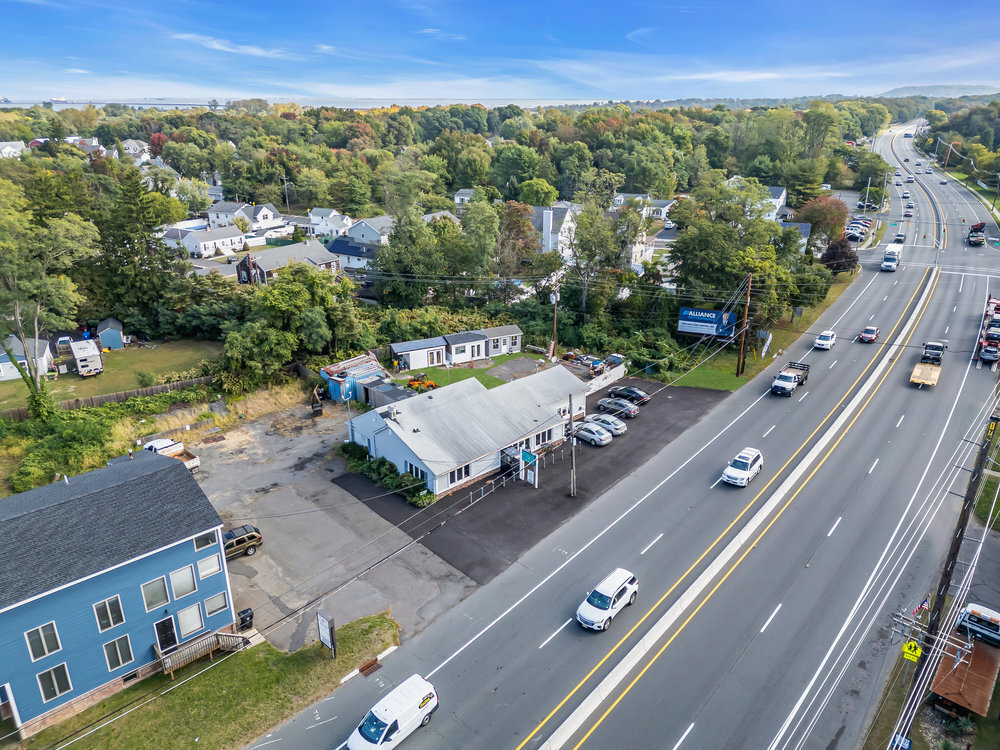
[2, 97, 596, 112]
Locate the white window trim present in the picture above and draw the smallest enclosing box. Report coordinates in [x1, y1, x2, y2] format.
[25, 621, 61, 662]
[93, 595, 125, 633]
[169, 565, 198, 600]
[205, 591, 228, 617]
[194, 531, 217, 551]
[141, 576, 170, 613]
[198, 554, 222, 579]
[177, 603, 205, 639]
[103, 634, 134, 672]
[36, 662, 72, 703]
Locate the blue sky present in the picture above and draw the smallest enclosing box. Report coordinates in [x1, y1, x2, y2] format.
[2, 0, 998, 103]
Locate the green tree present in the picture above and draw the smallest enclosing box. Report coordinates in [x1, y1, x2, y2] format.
[490, 144, 541, 198]
[461, 201, 499, 268]
[372, 210, 443, 306]
[566, 203, 616, 316]
[518, 177, 558, 206]
[494, 201, 538, 282]
[0, 179, 100, 419]
[174, 179, 212, 214]
[794, 195, 849, 249]
[295, 166, 329, 206]
[87, 168, 190, 332]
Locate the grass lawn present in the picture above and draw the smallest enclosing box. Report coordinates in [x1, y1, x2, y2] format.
[394, 364, 505, 390]
[671, 271, 858, 390]
[13, 612, 398, 750]
[0, 340, 223, 410]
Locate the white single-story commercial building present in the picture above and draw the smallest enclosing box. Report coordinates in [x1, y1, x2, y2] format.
[348, 366, 587, 495]
[389, 326, 522, 370]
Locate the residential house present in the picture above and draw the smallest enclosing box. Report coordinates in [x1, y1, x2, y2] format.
[530, 204, 579, 259]
[422, 211, 460, 225]
[207, 202, 283, 233]
[348, 366, 587, 495]
[75, 138, 106, 158]
[178, 226, 246, 258]
[121, 139, 149, 159]
[346, 215, 395, 246]
[323, 235, 377, 272]
[308, 208, 354, 237]
[96, 318, 125, 350]
[389, 336, 448, 370]
[610, 193, 675, 221]
[234, 239, 339, 285]
[320, 353, 390, 403]
[480, 325, 522, 357]
[0, 336, 52, 381]
[0, 451, 236, 739]
[765, 186, 788, 222]
[0, 141, 26, 158]
[389, 325, 522, 370]
[780, 221, 813, 253]
[27, 138, 49, 149]
[453, 188, 475, 205]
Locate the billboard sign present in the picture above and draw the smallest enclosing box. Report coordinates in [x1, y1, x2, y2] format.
[678, 308, 736, 337]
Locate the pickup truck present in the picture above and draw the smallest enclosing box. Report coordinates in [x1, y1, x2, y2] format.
[968, 222, 987, 246]
[771, 361, 810, 396]
[910, 342, 946, 387]
[143, 438, 201, 472]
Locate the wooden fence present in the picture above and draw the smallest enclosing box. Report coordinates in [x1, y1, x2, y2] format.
[0, 376, 216, 422]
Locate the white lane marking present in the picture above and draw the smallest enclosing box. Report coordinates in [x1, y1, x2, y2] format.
[799, 391, 809, 402]
[671, 723, 696, 750]
[827, 517, 842, 537]
[896, 414, 905, 428]
[868, 458, 879, 475]
[883, 295, 888, 301]
[761, 603, 783, 633]
[869, 314, 875, 321]
[425, 360, 780, 680]
[960, 273, 965, 293]
[945, 326, 950, 334]
[763, 425, 776, 438]
[954, 305, 958, 312]
[893, 280, 898, 286]
[539, 619, 573, 649]
[545, 268, 939, 750]
[251, 741, 284, 749]
[711, 477, 723, 489]
[829, 360, 837, 370]
[307, 716, 339, 729]
[641, 533, 664, 555]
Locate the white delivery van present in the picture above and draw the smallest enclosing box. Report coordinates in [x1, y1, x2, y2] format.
[347, 675, 438, 749]
[956, 603, 1000, 648]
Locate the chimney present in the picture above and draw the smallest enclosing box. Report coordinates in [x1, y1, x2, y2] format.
[388, 405, 398, 421]
[542, 209, 554, 253]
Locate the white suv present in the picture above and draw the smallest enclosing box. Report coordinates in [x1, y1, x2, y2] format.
[722, 447, 764, 487]
[576, 568, 638, 631]
[813, 330, 836, 349]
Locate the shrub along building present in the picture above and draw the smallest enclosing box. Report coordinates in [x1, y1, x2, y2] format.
[0, 451, 238, 739]
[347, 366, 586, 495]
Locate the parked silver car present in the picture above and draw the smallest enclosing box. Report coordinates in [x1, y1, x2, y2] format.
[574, 423, 613, 446]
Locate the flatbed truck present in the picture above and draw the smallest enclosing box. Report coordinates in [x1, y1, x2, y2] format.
[770, 361, 810, 396]
[910, 342, 946, 386]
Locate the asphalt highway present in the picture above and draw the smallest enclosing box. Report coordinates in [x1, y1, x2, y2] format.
[255, 122, 1000, 750]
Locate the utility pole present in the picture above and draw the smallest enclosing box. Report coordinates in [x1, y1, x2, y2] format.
[550, 289, 559, 358]
[917, 413, 999, 681]
[568, 393, 577, 497]
[736, 273, 752, 377]
[281, 175, 292, 212]
[863, 176, 872, 214]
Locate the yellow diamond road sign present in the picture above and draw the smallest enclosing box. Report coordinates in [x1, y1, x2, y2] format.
[902, 641, 922, 662]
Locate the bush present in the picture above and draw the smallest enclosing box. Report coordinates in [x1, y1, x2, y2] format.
[135, 370, 157, 388]
[336, 443, 437, 507]
[946, 716, 975, 737]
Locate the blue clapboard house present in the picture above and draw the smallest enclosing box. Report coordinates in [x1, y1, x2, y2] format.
[0, 450, 237, 739]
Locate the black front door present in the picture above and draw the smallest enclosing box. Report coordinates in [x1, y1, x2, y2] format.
[155, 617, 177, 653]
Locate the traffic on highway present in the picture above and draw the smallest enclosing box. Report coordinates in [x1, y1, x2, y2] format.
[256, 122, 1000, 750]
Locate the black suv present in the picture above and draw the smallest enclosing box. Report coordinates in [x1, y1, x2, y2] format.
[608, 386, 650, 405]
[223, 525, 263, 559]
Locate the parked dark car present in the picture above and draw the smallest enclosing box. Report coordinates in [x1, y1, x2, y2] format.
[223, 525, 263, 559]
[608, 386, 650, 404]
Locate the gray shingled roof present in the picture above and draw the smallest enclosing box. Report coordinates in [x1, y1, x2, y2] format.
[0, 451, 222, 612]
[97, 317, 122, 333]
[478, 325, 522, 338]
[251, 239, 334, 272]
[530, 205, 570, 234]
[390, 336, 447, 355]
[184, 226, 245, 243]
[767, 186, 786, 200]
[325, 235, 378, 259]
[444, 331, 487, 346]
[361, 215, 396, 235]
[211, 201, 246, 213]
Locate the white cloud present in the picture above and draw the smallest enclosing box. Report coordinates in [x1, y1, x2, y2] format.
[65, 68, 90, 75]
[417, 28, 466, 41]
[315, 44, 341, 56]
[625, 27, 657, 44]
[170, 32, 297, 60]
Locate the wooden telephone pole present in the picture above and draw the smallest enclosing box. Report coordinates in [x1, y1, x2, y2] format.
[736, 273, 752, 377]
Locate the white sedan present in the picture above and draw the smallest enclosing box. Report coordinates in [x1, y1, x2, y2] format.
[813, 330, 837, 350]
[584, 413, 627, 435]
[574, 423, 613, 446]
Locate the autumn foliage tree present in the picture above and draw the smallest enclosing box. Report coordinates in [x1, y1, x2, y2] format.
[794, 195, 849, 250]
[820, 237, 858, 274]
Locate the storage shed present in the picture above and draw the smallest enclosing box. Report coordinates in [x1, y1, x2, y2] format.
[97, 317, 125, 350]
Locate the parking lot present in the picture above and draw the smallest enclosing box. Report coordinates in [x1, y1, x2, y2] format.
[198, 380, 727, 652]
